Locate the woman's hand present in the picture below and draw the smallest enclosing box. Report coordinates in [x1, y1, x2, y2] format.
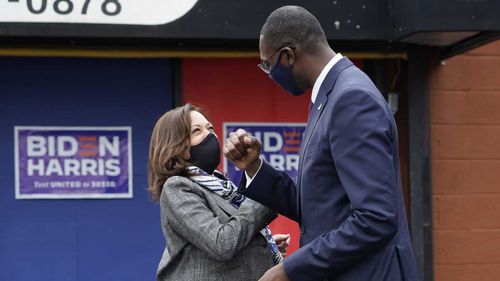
[272, 234, 291, 257]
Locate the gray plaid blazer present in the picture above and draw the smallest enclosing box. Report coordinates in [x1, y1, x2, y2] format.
[156, 176, 277, 281]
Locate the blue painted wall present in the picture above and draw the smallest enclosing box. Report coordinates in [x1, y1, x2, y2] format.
[0, 57, 173, 281]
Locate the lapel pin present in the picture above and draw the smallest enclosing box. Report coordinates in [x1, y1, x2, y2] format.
[317, 103, 322, 111]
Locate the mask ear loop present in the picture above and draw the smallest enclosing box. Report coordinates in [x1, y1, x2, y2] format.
[270, 49, 285, 73]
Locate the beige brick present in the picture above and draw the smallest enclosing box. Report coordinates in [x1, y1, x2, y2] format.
[435, 230, 500, 264]
[431, 57, 500, 91]
[430, 91, 467, 124]
[432, 160, 500, 195]
[465, 91, 500, 124]
[433, 197, 440, 229]
[436, 264, 500, 281]
[432, 125, 500, 159]
[431, 90, 500, 125]
[436, 195, 500, 229]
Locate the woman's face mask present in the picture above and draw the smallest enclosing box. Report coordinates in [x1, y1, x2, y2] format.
[190, 132, 220, 174]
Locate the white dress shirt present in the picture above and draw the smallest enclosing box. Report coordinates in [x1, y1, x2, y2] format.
[311, 53, 343, 104]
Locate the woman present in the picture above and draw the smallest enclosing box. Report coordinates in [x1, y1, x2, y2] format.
[148, 104, 289, 281]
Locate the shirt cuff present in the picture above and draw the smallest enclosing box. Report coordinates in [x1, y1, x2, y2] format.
[244, 157, 263, 188]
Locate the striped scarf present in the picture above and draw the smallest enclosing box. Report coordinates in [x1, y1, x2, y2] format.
[188, 166, 283, 264]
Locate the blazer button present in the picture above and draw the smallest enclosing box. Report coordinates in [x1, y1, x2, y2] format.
[300, 226, 305, 234]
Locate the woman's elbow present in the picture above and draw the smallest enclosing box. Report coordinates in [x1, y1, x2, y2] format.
[206, 244, 239, 261]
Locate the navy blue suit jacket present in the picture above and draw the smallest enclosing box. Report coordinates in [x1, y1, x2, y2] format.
[240, 58, 419, 281]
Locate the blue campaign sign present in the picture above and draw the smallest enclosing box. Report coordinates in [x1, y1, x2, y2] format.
[15, 126, 132, 199]
[223, 123, 306, 183]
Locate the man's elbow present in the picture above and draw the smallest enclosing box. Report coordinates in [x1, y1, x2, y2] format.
[383, 216, 398, 239]
[376, 212, 398, 242]
[356, 209, 398, 242]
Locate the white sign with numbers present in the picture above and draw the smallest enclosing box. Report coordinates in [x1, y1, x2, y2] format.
[0, 0, 198, 25]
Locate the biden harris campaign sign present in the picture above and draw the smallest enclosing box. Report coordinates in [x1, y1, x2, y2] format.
[223, 123, 306, 183]
[14, 126, 132, 199]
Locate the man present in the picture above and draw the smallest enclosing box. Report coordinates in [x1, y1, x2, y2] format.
[224, 5, 419, 281]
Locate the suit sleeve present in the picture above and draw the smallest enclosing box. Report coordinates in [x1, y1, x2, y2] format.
[284, 89, 399, 280]
[240, 160, 299, 221]
[161, 177, 277, 261]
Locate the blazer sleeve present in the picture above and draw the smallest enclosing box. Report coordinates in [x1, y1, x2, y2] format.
[161, 176, 277, 261]
[240, 160, 299, 222]
[284, 89, 399, 280]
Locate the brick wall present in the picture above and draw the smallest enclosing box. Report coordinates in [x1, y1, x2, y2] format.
[431, 40, 500, 280]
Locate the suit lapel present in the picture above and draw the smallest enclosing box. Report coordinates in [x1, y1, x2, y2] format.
[296, 58, 354, 221]
[299, 92, 328, 161]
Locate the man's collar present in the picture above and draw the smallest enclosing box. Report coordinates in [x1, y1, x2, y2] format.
[311, 53, 343, 104]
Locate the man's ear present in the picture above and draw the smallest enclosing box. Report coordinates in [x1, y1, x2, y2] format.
[285, 49, 296, 66]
